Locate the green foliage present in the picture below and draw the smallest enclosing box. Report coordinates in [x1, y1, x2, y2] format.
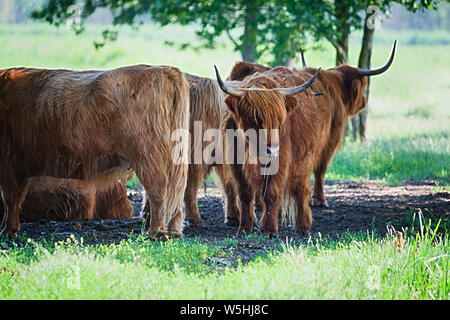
[31, 0, 443, 65]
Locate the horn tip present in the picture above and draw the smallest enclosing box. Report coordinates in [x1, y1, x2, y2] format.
[213, 65, 221, 81]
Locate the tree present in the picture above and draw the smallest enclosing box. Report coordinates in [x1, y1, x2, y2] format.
[31, 0, 323, 65]
[0, 0, 45, 23]
[286, 0, 443, 141]
[351, 0, 443, 141]
[32, 0, 445, 141]
[32, 0, 273, 62]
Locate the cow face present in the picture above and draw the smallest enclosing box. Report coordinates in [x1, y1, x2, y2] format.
[225, 90, 288, 161]
[216, 67, 320, 166]
[215, 66, 320, 161]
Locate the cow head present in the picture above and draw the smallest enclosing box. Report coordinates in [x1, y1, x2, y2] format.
[215, 66, 320, 160]
[339, 40, 397, 116]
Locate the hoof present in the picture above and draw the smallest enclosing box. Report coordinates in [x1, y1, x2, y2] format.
[268, 233, 280, 240]
[236, 226, 252, 237]
[225, 216, 239, 226]
[311, 198, 329, 208]
[260, 224, 279, 236]
[1, 228, 18, 239]
[148, 230, 169, 241]
[187, 218, 202, 227]
[168, 233, 182, 240]
[296, 231, 311, 238]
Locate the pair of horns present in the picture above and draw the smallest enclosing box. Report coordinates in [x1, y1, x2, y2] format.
[214, 66, 320, 97]
[298, 40, 397, 76]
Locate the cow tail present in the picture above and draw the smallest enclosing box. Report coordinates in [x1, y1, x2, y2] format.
[162, 68, 190, 228]
[280, 191, 296, 227]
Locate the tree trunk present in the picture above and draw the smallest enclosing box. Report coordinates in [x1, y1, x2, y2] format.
[285, 57, 298, 70]
[334, 1, 350, 65]
[353, 7, 376, 141]
[241, 3, 258, 62]
[334, 2, 350, 136]
[335, 37, 349, 66]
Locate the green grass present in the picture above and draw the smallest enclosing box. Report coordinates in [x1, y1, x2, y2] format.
[0, 216, 448, 299]
[327, 131, 449, 185]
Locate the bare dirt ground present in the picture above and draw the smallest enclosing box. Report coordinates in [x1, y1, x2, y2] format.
[15, 180, 449, 251]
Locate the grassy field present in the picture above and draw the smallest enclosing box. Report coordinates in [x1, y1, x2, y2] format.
[0, 218, 448, 299]
[0, 23, 448, 300]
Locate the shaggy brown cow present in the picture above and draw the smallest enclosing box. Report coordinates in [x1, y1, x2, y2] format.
[0, 64, 190, 239]
[226, 61, 271, 81]
[17, 72, 236, 228]
[215, 41, 396, 236]
[226, 47, 305, 82]
[227, 42, 396, 209]
[295, 42, 396, 208]
[13, 168, 133, 222]
[182, 73, 240, 226]
[0, 155, 134, 223]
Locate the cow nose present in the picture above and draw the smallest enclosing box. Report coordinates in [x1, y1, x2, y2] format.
[267, 146, 279, 157]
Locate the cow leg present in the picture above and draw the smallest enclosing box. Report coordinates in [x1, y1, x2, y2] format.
[214, 165, 240, 226]
[0, 178, 30, 238]
[146, 196, 167, 239]
[184, 164, 204, 226]
[291, 176, 313, 234]
[137, 173, 168, 240]
[84, 192, 96, 220]
[167, 209, 183, 239]
[260, 181, 282, 236]
[237, 185, 255, 235]
[312, 147, 336, 208]
[228, 162, 255, 235]
[312, 168, 328, 207]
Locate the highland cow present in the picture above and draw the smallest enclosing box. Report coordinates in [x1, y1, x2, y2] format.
[19, 168, 133, 222]
[215, 41, 396, 236]
[0, 64, 190, 239]
[0, 155, 134, 223]
[182, 73, 240, 226]
[227, 42, 396, 209]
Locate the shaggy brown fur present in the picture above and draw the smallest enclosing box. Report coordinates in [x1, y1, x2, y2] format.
[227, 61, 367, 209]
[0, 65, 190, 238]
[14, 168, 133, 221]
[174, 73, 240, 226]
[299, 66, 367, 207]
[224, 45, 395, 235]
[0, 153, 133, 222]
[226, 61, 271, 81]
[221, 67, 321, 235]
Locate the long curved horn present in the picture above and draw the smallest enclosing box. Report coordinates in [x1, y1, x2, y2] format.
[299, 47, 307, 68]
[278, 68, 321, 96]
[358, 40, 397, 77]
[214, 65, 243, 97]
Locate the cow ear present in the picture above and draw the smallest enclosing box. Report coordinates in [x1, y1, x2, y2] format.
[284, 96, 299, 114]
[350, 79, 364, 113]
[225, 95, 239, 117]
